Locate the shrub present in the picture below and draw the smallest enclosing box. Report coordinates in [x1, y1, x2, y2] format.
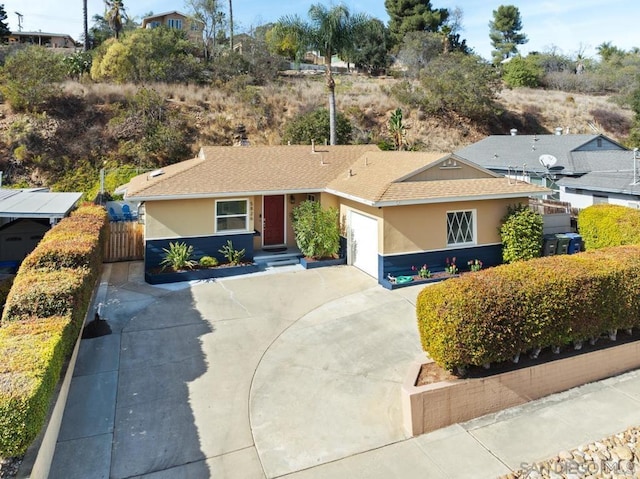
[160, 242, 196, 270]
[0, 46, 66, 112]
[500, 204, 543, 263]
[0, 204, 106, 456]
[0, 316, 75, 457]
[199, 256, 218, 267]
[502, 56, 543, 88]
[218, 241, 245, 266]
[416, 246, 640, 371]
[282, 109, 352, 145]
[291, 200, 340, 259]
[0, 277, 14, 309]
[2, 268, 94, 323]
[578, 204, 640, 250]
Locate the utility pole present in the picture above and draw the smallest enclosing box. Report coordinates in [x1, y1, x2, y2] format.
[15, 12, 23, 31]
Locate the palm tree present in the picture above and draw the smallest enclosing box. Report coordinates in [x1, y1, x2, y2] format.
[274, 4, 369, 145]
[104, 0, 125, 39]
[83, 0, 89, 50]
[228, 0, 233, 51]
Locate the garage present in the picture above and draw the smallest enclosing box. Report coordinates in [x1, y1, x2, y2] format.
[349, 210, 379, 279]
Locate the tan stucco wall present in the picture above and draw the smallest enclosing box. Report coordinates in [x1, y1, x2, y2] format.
[381, 198, 521, 255]
[145, 197, 257, 240]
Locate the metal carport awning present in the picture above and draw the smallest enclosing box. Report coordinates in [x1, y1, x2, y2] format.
[0, 190, 83, 219]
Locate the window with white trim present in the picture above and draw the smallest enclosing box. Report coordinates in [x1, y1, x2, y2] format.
[167, 18, 183, 29]
[215, 199, 249, 232]
[447, 210, 475, 245]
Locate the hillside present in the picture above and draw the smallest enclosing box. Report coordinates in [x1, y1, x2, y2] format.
[0, 76, 632, 194]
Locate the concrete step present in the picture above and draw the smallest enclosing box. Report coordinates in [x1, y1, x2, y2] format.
[265, 258, 300, 268]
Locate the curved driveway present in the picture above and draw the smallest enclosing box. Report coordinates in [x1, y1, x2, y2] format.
[50, 262, 424, 479]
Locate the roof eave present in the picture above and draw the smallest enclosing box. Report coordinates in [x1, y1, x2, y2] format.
[126, 188, 324, 202]
[372, 190, 551, 207]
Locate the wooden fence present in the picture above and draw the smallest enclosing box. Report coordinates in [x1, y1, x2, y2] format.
[104, 221, 144, 262]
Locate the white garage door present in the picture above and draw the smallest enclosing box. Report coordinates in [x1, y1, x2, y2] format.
[349, 211, 379, 279]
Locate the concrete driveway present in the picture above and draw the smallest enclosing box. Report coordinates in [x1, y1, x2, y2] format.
[49, 262, 424, 479]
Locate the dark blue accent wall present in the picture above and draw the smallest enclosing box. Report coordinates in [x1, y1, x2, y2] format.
[378, 244, 503, 281]
[145, 233, 255, 270]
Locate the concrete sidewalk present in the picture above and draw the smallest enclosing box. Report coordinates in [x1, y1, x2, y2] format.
[48, 262, 640, 478]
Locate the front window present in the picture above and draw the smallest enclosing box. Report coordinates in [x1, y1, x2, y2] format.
[447, 210, 475, 245]
[216, 199, 249, 233]
[167, 18, 183, 29]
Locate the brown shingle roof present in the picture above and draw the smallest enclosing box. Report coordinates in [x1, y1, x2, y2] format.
[124, 146, 550, 204]
[125, 145, 379, 198]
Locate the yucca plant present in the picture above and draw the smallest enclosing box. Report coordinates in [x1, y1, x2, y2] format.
[160, 242, 196, 270]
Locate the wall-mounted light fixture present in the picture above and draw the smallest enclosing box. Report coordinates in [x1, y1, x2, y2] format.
[290, 194, 295, 204]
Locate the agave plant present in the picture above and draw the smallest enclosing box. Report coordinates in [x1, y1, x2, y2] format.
[160, 241, 196, 270]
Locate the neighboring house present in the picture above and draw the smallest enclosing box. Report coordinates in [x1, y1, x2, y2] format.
[8, 31, 77, 49]
[556, 149, 640, 208]
[0, 189, 82, 264]
[454, 132, 628, 202]
[141, 11, 203, 43]
[121, 145, 548, 285]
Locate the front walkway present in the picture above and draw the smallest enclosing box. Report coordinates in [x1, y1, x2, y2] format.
[47, 262, 640, 478]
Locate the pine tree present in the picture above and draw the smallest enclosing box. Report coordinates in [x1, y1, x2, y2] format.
[0, 5, 11, 41]
[384, 0, 448, 47]
[489, 4, 527, 65]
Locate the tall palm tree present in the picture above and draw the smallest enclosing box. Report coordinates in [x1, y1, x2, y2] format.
[83, 0, 89, 50]
[104, 0, 125, 39]
[228, 0, 233, 51]
[274, 4, 369, 145]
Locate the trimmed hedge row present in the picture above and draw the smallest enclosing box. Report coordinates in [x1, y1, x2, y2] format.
[0, 316, 77, 458]
[0, 205, 107, 457]
[578, 204, 640, 250]
[417, 246, 640, 371]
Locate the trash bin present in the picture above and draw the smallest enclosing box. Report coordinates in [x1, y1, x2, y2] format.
[555, 233, 571, 255]
[542, 234, 558, 256]
[564, 233, 583, 254]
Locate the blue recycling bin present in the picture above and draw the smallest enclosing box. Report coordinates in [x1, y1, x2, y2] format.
[564, 233, 583, 254]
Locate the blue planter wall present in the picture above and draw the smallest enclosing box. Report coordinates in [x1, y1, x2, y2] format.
[145, 233, 255, 270]
[378, 244, 503, 282]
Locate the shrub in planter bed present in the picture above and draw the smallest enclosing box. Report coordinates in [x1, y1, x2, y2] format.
[0, 315, 76, 457]
[417, 246, 640, 371]
[578, 204, 640, 250]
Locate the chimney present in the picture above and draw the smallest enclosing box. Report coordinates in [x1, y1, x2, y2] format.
[510, 129, 518, 136]
[555, 127, 563, 135]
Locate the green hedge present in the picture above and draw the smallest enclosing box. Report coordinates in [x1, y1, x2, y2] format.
[19, 205, 108, 272]
[578, 204, 640, 250]
[0, 205, 106, 457]
[0, 317, 77, 457]
[417, 246, 640, 371]
[2, 268, 94, 323]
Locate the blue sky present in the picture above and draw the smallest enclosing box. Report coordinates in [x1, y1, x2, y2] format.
[2, 0, 638, 61]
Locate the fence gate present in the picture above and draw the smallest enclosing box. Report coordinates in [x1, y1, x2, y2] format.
[104, 221, 144, 262]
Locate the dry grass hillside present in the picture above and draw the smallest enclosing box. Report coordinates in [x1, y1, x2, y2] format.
[0, 75, 633, 191]
[63, 76, 633, 151]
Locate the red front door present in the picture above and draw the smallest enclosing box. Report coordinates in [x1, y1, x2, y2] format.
[263, 195, 285, 246]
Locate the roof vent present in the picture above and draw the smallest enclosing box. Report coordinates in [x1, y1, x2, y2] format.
[510, 129, 518, 136]
[311, 139, 316, 153]
[555, 127, 563, 135]
[149, 169, 164, 178]
[347, 168, 353, 178]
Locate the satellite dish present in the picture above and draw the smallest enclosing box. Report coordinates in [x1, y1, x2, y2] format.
[539, 154, 558, 169]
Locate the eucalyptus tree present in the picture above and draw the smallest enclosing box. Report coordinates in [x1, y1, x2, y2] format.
[273, 4, 369, 145]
